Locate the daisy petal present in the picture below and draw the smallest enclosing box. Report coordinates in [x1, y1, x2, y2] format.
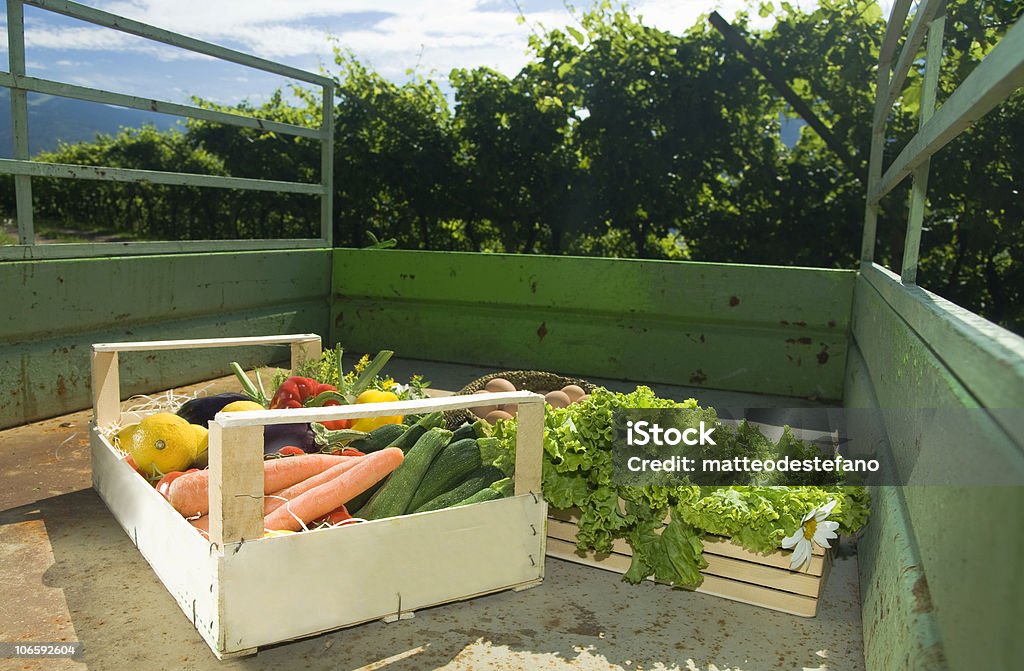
[791, 540, 811, 570]
[820, 520, 840, 534]
[813, 534, 832, 549]
[816, 499, 838, 520]
[781, 529, 802, 549]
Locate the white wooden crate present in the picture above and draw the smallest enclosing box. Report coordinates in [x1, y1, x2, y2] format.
[90, 334, 547, 659]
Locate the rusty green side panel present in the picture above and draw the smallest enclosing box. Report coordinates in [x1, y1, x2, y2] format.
[1, 250, 332, 429]
[848, 267, 1024, 671]
[331, 250, 855, 400]
[845, 346, 947, 671]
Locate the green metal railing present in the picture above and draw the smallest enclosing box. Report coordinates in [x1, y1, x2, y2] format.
[861, 0, 1024, 283]
[0, 0, 335, 260]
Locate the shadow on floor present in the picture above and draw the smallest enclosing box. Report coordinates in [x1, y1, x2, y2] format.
[1, 487, 864, 671]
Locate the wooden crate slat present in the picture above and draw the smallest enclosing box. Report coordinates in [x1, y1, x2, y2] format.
[547, 512, 832, 616]
[546, 538, 821, 616]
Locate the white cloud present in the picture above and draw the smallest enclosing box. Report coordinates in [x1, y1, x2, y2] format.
[16, 0, 899, 105]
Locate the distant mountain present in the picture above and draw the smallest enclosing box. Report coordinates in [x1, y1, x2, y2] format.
[0, 90, 180, 157]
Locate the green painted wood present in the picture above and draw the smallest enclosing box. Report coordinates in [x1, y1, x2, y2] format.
[7, 0, 34, 245]
[0, 250, 331, 342]
[0, 158, 324, 194]
[851, 275, 1024, 670]
[0, 72, 322, 139]
[878, 0, 943, 126]
[845, 344, 949, 671]
[0, 239, 328, 262]
[0, 250, 332, 428]
[331, 250, 854, 399]
[900, 14, 945, 284]
[869, 16, 1024, 205]
[3, 0, 335, 255]
[862, 263, 1024, 430]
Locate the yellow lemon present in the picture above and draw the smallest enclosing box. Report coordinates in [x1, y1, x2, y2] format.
[130, 412, 200, 478]
[190, 424, 209, 468]
[263, 529, 296, 538]
[113, 423, 139, 453]
[220, 400, 266, 413]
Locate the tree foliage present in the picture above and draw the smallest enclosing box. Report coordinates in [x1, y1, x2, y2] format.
[3, 0, 1020, 332]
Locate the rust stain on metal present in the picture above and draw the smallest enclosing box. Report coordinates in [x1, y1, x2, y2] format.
[728, 295, 740, 307]
[786, 337, 813, 345]
[793, 320, 807, 327]
[530, 279, 538, 294]
[828, 320, 837, 328]
[779, 320, 789, 325]
[690, 369, 708, 384]
[537, 322, 548, 341]
[912, 574, 934, 613]
[399, 274, 415, 280]
[817, 345, 830, 365]
[55, 375, 67, 397]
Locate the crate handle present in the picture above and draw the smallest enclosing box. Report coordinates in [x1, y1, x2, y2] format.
[90, 334, 322, 427]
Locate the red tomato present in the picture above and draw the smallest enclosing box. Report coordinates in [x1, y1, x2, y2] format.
[276, 446, 306, 457]
[124, 455, 145, 477]
[318, 505, 352, 525]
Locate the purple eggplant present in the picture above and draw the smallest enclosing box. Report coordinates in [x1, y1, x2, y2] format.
[263, 423, 316, 455]
[176, 393, 250, 425]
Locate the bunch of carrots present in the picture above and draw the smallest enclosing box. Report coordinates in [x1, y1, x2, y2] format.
[156, 449, 405, 537]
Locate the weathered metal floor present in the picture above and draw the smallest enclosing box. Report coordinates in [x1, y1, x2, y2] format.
[0, 360, 864, 671]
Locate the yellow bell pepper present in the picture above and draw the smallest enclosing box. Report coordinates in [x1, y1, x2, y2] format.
[351, 389, 404, 433]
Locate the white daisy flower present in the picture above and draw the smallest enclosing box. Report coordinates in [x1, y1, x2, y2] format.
[781, 499, 840, 571]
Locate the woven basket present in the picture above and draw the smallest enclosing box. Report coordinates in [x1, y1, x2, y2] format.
[445, 370, 597, 428]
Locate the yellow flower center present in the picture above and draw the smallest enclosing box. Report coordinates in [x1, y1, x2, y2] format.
[803, 518, 817, 541]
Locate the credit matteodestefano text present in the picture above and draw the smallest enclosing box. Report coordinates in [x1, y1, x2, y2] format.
[612, 415, 880, 486]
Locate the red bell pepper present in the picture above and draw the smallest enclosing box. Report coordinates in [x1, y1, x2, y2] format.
[316, 505, 352, 525]
[269, 376, 352, 430]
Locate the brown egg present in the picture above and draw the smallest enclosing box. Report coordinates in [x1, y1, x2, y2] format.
[484, 377, 517, 393]
[471, 390, 498, 417]
[574, 394, 590, 404]
[484, 410, 515, 424]
[498, 404, 519, 416]
[545, 390, 572, 408]
[561, 385, 586, 402]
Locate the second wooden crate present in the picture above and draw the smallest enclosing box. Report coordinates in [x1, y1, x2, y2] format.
[546, 507, 830, 617]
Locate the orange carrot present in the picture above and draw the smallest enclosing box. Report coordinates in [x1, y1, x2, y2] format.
[189, 515, 210, 539]
[166, 454, 354, 517]
[263, 447, 404, 532]
[263, 458, 363, 516]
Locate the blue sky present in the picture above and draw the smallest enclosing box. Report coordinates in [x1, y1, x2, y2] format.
[0, 0, 850, 107]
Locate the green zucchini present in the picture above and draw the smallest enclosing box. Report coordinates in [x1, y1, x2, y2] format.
[346, 480, 383, 513]
[411, 466, 505, 514]
[453, 487, 503, 508]
[406, 438, 482, 512]
[348, 423, 407, 453]
[450, 423, 478, 443]
[390, 412, 444, 453]
[357, 427, 453, 520]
